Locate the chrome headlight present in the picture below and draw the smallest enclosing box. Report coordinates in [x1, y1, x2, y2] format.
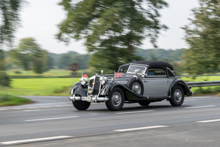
[100, 76, 107, 85]
[79, 77, 88, 85]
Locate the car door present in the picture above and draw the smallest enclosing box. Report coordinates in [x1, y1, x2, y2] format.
[143, 68, 169, 97]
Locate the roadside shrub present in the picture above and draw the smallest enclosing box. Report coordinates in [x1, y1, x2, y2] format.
[0, 73, 11, 87]
[14, 70, 22, 74]
[0, 95, 10, 102]
[193, 86, 220, 94]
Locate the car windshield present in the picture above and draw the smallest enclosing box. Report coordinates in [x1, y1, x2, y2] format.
[118, 65, 129, 73]
[127, 65, 146, 74]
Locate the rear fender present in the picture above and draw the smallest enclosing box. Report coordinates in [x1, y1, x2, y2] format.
[169, 79, 192, 96]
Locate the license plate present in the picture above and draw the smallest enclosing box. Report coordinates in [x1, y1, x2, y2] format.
[81, 97, 91, 101]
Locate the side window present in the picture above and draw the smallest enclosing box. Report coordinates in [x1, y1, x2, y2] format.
[167, 69, 175, 77]
[146, 69, 165, 76]
[118, 65, 129, 73]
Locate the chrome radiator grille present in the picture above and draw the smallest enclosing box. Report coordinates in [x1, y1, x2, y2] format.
[89, 77, 100, 95]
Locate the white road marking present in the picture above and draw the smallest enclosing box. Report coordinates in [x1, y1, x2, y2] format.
[29, 102, 68, 106]
[184, 99, 195, 102]
[115, 110, 154, 115]
[192, 97, 211, 99]
[26, 107, 38, 109]
[0, 136, 72, 145]
[114, 125, 167, 132]
[25, 116, 78, 122]
[185, 105, 216, 109]
[197, 119, 220, 123]
[0, 104, 72, 111]
[11, 107, 22, 110]
[54, 105, 71, 107]
[24, 109, 41, 112]
[41, 106, 51, 108]
[54, 105, 63, 107]
[0, 109, 8, 111]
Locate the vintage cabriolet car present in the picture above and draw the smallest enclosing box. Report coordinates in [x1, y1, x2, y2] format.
[69, 61, 192, 111]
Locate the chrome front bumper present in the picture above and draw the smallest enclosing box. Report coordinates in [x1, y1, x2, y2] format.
[69, 95, 109, 102]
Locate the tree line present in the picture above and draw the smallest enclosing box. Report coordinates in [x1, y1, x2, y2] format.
[3, 37, 185, 74]
[3, 37, 90, 73]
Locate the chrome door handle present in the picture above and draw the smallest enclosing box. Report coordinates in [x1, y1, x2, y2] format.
[144, 80, 148, 82]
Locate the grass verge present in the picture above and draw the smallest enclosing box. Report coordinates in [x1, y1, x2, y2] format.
[0, 94, 32, 106]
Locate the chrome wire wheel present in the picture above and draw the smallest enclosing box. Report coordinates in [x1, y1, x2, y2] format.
[174, 89, 182, 103]
[111, 92, 122, 107]
[132, 82, 142, 94]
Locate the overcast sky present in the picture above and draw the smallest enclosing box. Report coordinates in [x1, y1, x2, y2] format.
[14, 0, 200, 54]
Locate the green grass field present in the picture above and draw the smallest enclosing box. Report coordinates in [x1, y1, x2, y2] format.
[1, 78, 80, 96]
[1, 75, 220, 96]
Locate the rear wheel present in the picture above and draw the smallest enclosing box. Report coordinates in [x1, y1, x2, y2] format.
[105, 87, 125, 111]
[72, 100, 91, 110]
[138, 101, 150, 106]
[170, 86, 184, 106]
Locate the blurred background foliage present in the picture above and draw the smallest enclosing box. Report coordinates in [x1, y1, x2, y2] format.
[0, 0, 23, 87]
[1, 0, 220, 97]
[182, 0, 220, 75]
[57, 0, 168, 73]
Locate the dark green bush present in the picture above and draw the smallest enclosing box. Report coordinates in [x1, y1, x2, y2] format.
[14, 70, 22, 74]
[0, 73, 11, 87]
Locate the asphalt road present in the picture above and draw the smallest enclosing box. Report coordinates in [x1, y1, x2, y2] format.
[0, 95, 220, 147]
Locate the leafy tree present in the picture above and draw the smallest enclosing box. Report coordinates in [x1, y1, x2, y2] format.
[9, 38, 49, 73]
[0, 0, 23, 47]
[135, 48, 185, 62]
[58, 53, 73, 69]
[47, 55, 54, 70]
[0, 0, 23, 87]
[72, 54, 90, 70]
[0, 50, 6, 71]
[0, 50, 10, 86]
[32, 49, 48, 74]
[57, 0, 168, 73]
[182, 0, 220, 75]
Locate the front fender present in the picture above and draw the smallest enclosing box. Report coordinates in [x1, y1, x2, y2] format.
[100, 82, 119, 96]
[70, 82, 88, 97]
[169, 79, 192, 96]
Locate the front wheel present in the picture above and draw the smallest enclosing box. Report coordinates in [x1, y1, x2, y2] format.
[72, 100, 91, 110]
[170, 86, 184, 106]
[105, 87, 125, 111]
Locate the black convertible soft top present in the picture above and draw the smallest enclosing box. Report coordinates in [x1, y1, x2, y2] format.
[122, 61, 174, 70]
